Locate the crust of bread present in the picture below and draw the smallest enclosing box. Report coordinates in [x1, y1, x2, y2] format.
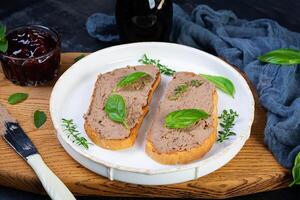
[84, 72, 161, 150]
[145, 89, 218, 165]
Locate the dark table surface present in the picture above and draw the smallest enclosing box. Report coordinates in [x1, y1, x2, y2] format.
[0, 0, 300, 199]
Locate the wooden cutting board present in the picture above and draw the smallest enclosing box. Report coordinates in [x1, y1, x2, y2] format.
[0, 53, 291, 199]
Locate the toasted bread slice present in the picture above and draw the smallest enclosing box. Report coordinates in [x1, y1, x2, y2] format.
[84, 65, 161, 150]
[146, 72, 218, 165]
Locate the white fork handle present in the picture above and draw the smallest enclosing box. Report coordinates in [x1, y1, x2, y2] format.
[27, 154, 76, 200]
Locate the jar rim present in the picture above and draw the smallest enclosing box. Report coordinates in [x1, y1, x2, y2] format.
[0, 24, 60, 61]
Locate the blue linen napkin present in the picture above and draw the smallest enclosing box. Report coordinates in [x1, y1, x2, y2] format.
[86, 4, 300, 168]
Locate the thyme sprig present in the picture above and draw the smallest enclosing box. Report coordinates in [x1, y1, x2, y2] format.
[190, 79, 202, 87]
[139, 54, 175, 76]
[169, 80, 203, 100]
[169, 84, 188, 100]
[218, 109, 238, 142]
[62, 118, 91, 149]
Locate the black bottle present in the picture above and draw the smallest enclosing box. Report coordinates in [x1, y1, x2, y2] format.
[115, 0, 173, 43]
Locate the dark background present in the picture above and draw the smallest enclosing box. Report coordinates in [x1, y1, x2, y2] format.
[1, 0, 300, 52]
[0, 0, 300, 199]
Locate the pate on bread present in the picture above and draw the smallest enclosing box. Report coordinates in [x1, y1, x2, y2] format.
[146, 72, 218, 164]
[84, 65, 161, 150]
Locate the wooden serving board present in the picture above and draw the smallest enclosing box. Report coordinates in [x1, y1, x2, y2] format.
[0, 53, 291, 199]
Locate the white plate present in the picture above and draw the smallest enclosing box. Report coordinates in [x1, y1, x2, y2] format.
[50, 42, 255, 185]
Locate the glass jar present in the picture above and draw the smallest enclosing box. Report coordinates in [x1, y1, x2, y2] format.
[0, 25, 61, 86]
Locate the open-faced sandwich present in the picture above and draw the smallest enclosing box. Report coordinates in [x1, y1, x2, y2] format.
[84, 65, 161, 150]
[146, 72, 218, 164]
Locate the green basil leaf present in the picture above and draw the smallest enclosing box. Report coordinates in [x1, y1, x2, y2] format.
[0, 25, 5, 36]
[0, 25, 7, 53]
[104, 94, 128, 128]
[200, 74, 235, 98]
[74, 54, 85, 63]
[165, 109, 210, 129]
[34, 110, 47, 128]
[290, 152, 300, 187]
[116, 71, 149, 89]
[258, 48, 300, 65]
[0, 40, 8, 53]
[8, 93, 28, 105]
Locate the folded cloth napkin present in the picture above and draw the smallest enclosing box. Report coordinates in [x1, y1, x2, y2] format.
[86, 4, 300, 168]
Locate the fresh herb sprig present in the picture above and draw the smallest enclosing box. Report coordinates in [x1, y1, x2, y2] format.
[139, 54, 175, 76]
[62, 118, 91, 149]
[115, 71, 149, 90]
[169, 80, 202, 100]
[104, 94, 128, 128]
[74, 54, 85, 63]
[258, 48, 300, 65]
[169, 84, 188, 100]
[218, 109, 238, 142]
[289, 152, 300, 187]
[0, 24, 8, 53]
[190, 79, 202, 87]
[165, 109, 210, 129]
[138, 54, 235, 97]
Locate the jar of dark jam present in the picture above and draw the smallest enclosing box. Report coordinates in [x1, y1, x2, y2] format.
[115, 0, 173, 43]
[0, 25, 61, 86]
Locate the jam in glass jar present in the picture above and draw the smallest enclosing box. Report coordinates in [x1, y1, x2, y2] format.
[0, 25, 61, 86]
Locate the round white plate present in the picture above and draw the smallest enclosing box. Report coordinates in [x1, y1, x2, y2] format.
[50, 42, 255, 185]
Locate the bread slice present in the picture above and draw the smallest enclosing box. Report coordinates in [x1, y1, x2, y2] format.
[146, 72, 218, 165]
[84, 65, 161, 150]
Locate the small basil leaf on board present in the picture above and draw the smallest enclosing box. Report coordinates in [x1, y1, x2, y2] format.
[34, 110, 47, 128]
[104, 94, 128, 128]
[8, 93, 28, 105]
[116, 71, 149, 89]
[74, 54, 85, 63]
[200, 74, 235, 98]
[165, 109, 210, 129]
[0, 25, 8, 53]
[289, 152, 300, 187]
[258, 48, 300, 65]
